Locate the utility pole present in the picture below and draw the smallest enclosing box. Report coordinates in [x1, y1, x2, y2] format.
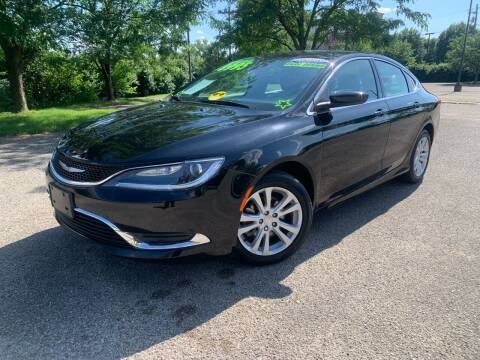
[186, 27, 193, 83]
[425, 32, 435, 61]
[474, 3, 479, 29]
[454, 0, 474, 92]
[227, 2, 232, 59]
[218, 0, 235, 60]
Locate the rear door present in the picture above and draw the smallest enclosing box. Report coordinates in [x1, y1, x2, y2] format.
[319, 58, 390, 199]
[373, 59, 426, 170]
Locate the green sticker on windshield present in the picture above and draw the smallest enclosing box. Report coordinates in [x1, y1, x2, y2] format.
[284, 61, 328, 69]
[275, 99, 292, 110]
[215, 58, 254, 72]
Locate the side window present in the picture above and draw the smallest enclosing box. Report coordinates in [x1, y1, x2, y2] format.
[328, 59, 378, 100]
[404, 72, 417, 92]
[374, 60, 409, 97]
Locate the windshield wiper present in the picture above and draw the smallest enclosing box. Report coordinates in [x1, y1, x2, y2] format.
[171, 94, 181, 101]
[199, 99, 250, 109]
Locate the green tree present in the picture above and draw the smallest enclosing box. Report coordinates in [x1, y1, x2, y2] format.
[327, 9, 402, 51]
[435, 23, 467, 63]
[186, 39, 228, 76]
[0, 0, 66, 112]
[381, 38, 416, 66]
[210, 0, 236, 59]
[446, 32, 480, 83]
[69, 0, 207, 100]
[231, 0, 428, 52]
[396, 28, 425, 63]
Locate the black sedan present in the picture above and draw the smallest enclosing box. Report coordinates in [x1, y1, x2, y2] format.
[46, 52, 440, 264]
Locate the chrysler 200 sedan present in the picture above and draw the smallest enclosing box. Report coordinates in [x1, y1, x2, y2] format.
[46, 52, 440, 264]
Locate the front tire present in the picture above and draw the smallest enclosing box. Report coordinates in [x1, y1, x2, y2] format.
[402, 129, 431, 183]
[235, 171, 312, 265]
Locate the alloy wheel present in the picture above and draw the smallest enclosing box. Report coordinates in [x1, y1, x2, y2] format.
[238, 186, 303, 256]
[413, 135, 430, 177]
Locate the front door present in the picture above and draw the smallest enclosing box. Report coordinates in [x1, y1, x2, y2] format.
[319, 58, 390, 200]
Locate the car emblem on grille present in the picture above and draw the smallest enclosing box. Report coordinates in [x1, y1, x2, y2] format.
[58, 160, 86, 173]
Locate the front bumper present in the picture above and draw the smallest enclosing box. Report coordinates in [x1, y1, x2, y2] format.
[46, 163, 254, 259]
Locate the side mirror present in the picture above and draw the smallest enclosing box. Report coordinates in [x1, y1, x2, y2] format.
[313, 100, 332, 113]
[329, 90, 368, 107]
[313, 90, 368, 114]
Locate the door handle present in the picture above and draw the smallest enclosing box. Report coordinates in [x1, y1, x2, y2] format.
[373, 109, 386, 116]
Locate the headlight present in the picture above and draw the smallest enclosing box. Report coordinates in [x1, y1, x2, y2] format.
[105, 157, 224, 190]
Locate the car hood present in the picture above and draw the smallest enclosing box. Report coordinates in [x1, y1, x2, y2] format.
[57, 101, 275, 163]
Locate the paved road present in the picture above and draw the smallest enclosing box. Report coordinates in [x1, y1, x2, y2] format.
[0, 100, 479, 359]
[423, 83, 480, 105]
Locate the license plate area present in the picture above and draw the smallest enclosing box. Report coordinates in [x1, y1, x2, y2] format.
[50, 185, 75, 219]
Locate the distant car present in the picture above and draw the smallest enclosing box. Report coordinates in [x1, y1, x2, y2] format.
[47, 52, 440, 264]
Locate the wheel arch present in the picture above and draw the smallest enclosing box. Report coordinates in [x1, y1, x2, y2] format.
[258, 160, 316, 205]
[423, 122, 434, 142]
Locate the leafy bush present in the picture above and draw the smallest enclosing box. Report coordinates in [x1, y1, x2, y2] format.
[136, 53, 189, 95]
[0, 77, 11, 111]
[409, 63, 471, 82]
[24, 51, 101, 108]
[0, 51, 12, 111]
[112, 59, 138, 97]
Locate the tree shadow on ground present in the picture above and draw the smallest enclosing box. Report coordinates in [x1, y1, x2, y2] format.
[0, 134, 58, 170]
[0, 179, 418, 359]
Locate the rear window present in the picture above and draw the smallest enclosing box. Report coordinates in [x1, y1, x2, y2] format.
[404, 72, 417, 92]
[374, 60, 409, 97]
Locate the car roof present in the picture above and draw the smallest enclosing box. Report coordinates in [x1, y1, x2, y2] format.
[259, 51, 406, 68]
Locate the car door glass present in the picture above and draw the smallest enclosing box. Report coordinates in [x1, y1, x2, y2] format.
[404, 72, 417, 92]
[375, 60, 409, 97]
[328, 59, 378, 101]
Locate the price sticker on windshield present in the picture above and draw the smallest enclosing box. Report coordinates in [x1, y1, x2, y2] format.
[284, 58, 329, 69]
[215, 58, 254, 72]
[208, 91, 227, 100]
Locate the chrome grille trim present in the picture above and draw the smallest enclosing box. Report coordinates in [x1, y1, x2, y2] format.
[49, 161, 122, 186]
[51, 151, 124, 183]
[74, 208, 211, 250]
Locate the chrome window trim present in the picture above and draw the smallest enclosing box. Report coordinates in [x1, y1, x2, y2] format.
[74, 208, 210, 250]
[49, 157, 224, 188]
[403, 70, 419, 92]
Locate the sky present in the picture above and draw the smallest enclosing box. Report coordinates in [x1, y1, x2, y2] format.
[190, 0, 477, 42]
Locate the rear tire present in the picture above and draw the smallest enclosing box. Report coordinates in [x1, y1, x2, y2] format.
[402, 129, 431, 183]
[234, 171, 312, 265]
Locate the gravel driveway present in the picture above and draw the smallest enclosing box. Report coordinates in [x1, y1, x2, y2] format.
[0, 96, 479, 359]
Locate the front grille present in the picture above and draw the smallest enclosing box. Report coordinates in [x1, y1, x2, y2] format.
[56, 210, 131, 248]
[56, 210, 195, 248]
[52, 151, 124, 183]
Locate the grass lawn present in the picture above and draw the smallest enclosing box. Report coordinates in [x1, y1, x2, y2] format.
[0, 94, 166, 137]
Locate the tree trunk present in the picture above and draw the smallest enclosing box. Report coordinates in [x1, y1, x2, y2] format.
[101, 62, 115, 101]
[2, 43, 28, 112]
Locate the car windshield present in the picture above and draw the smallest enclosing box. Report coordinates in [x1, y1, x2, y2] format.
[176, 57, 330, 111]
